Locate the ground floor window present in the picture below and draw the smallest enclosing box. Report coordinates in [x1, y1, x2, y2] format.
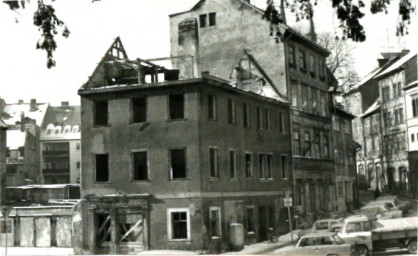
[96, 213, 111, 246]
[167, 208, 190, 240]
[118, 213, 144, 243]
[245, 206, 255, 233]
[209, 207, 221, 238]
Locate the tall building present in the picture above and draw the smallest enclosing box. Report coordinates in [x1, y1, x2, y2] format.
[169, 0, 358, 217]
[40, 102, 81, 184]
[74, 37, 292, 254]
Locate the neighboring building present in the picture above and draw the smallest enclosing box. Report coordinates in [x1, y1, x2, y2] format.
[404, 80, 418, 196]
[40, 102, 81, 184]
[0, 114, 7, 207]
[2, 99, 48, 186]
[75, 36, 292, 253]
[168, 0, 357, 220]
[374, 51, 417, 192]
[344, 50, 416, 191]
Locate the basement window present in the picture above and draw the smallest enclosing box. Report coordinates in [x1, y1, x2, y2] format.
[132, 97, 147, 123]
[209, 12, 216, 26]
[132, 151, 148, 181]
[95, 154, 109, 182]
[169, 94, 185, 120]
[94, 100, 108, 126]
[170, 148, 186, 179]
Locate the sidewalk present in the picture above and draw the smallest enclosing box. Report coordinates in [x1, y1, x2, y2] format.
[0, 247, 74, 256]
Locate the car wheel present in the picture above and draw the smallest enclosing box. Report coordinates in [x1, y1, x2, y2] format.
[356, 245, 368, 256]
[407, 239, 417, 254]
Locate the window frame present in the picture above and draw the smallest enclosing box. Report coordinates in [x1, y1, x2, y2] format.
[167, 208, 191, 241]
[209, 146, 219, 179]
[245, 152, 253, 178]
[93, 100, 108, 126]
[168, 94, 185, 121]
[209, 12, 216, 26]
[243, 103, 251, 128]
[94, 153, 109, 183]
[209, 206, 221, 239]
[229, 149, 238, 179]
[199, 14, 207, 28]
[131, 97, 147, 124]
[281, 155, 288, 179]
[245, 206, 256, 234]
[227, 98, 236, 124]
[169, 147, 187, 180]
[131, 149, 149, 181]
[208, 94, 217, 121]
[288, 45, 296, 66]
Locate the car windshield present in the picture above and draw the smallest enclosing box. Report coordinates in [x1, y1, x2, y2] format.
[315, 222, 329, 230]
[332, 234, 345, 244]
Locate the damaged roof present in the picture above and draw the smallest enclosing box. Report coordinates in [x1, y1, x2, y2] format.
[374, 51, 417, 79]
[6, 129, 26, 149]
[3, 102, 48, 126]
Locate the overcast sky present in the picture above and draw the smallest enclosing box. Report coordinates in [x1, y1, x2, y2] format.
[0, 0, 416, 105]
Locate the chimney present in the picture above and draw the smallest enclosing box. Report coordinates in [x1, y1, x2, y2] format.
[18, 99, 24, 104]
[30, 99, 37, 111]
[177, 18, 200, 79]
[20, 111, 25, 132]
[61, 101, 69, 107]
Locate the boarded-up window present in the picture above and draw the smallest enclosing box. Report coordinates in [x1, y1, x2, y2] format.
[133, 151, 148, 180]
[96, 213, 111, 246]
[94, 101, 108, 126]
[95, 154, 109, 182]
[132, 97, 147, 123]
[170, 148, 186, 179]
[169, 94, 184, 120]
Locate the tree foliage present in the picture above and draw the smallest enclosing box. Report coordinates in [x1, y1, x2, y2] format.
[3, 0, 70, 68]
[263, 0, 415, 43]
[317, 32, 359, 92]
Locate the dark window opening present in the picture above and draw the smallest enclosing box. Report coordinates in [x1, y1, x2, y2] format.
[281, 155, 288, 179]
[243, 103, 250, 127]
[171, 212, 188, 239]
[95, 154, 109, 182]
[229, 150, 237, 178]
[288, 46, 296, 66]
[278, 112, 284, 133]
[246, 208, 255, 233]
[268, 206, 275, 229]
[132, 97, 147, 123]
[209, 148, 218, 178]
[210, 208, 220, 238]
[133, 151, 148, 180]
[245, 153, 252, 178]
[169, 94, 185, 120]
[208, 95, 216, 120]
[170, 148, 186, 179]
[199, 14, 207, 28]
[209, 12, 216, 26]
[94, 101, 108, 126]
[228, 99, 236, 124]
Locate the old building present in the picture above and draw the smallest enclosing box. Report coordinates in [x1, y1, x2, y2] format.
[344, 51, 410, 189]
[2, 99, 48, 187]
[168, 0, 359, 220]
[0, 112, 7, 207]
[40, 102, 81, 184]
[344, 50, 417, 193]
[404, 80, 418, 196]
[75, 37, 292, 253]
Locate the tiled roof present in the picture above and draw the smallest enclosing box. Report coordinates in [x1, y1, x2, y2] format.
[374, 51, 417, 79]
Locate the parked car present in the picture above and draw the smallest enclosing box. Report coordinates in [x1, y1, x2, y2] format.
[360, 203, 402, 219]
[274, 232, 356, 256]
[330, 223, 343, 233]
[310, 218, 343, 233]
[376, 196, 411, 214]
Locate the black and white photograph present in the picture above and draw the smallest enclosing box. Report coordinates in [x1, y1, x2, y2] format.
[0, 0, 417, 255]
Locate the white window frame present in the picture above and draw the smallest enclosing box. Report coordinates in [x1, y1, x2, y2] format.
[209, 206, 222, 239]
[167, 208, 191, 241]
